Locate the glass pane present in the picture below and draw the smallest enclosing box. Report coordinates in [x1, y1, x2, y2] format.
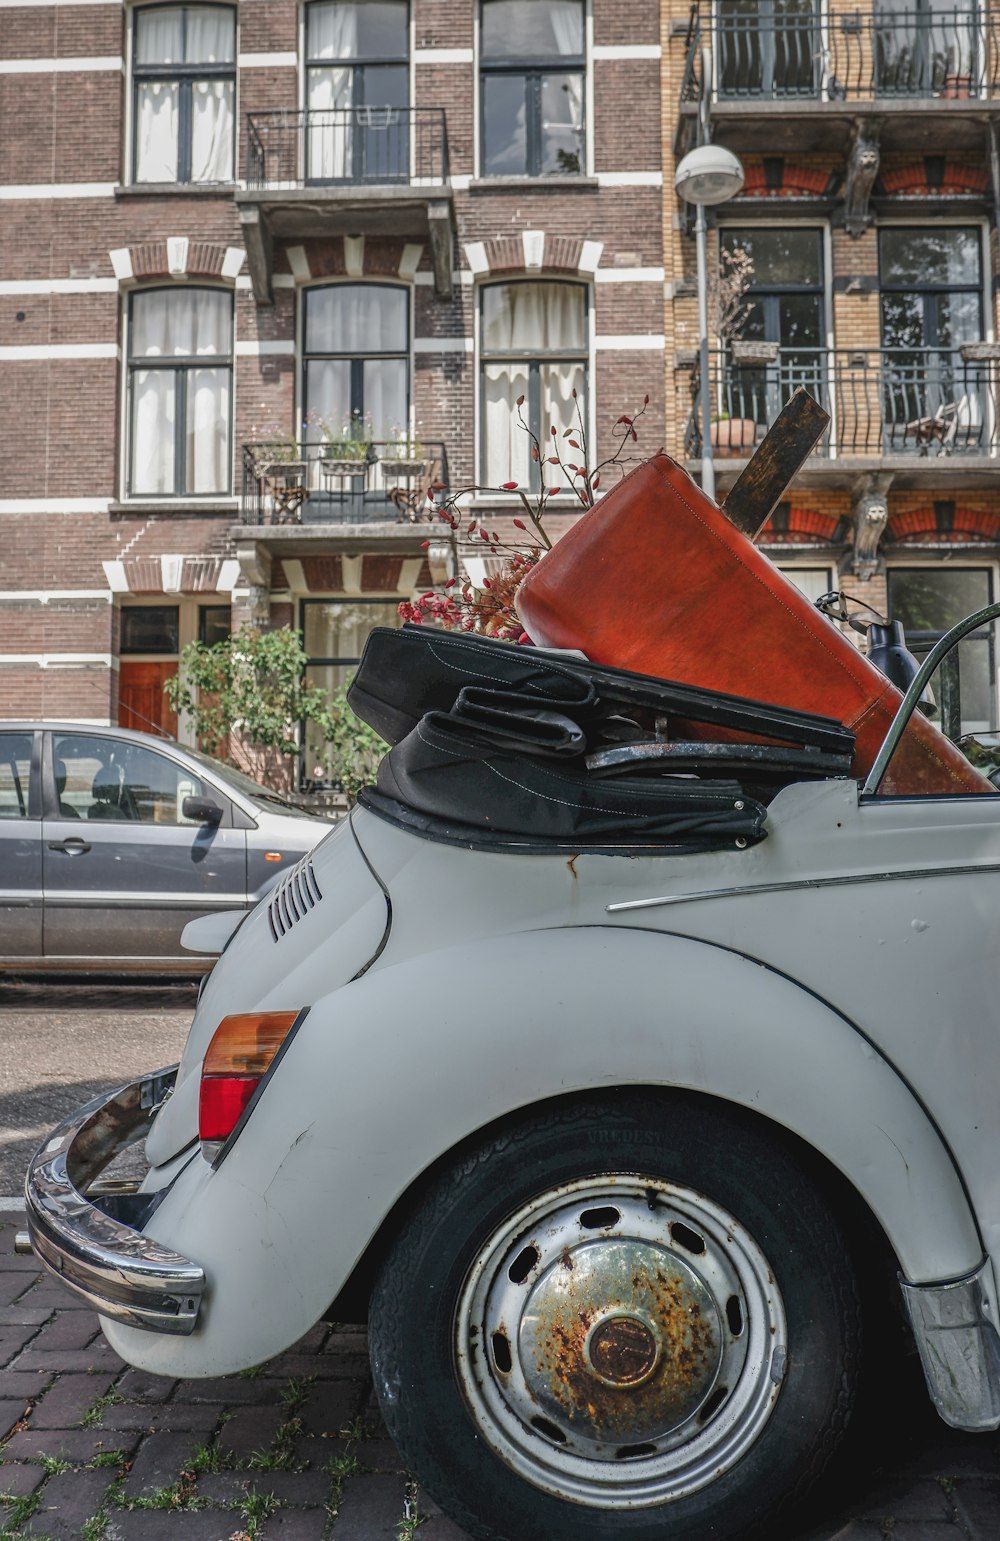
[199, 605, 231, 646]
[304, 599, 401, 657]
[184, 7, 236, 63]
[483, 360, 531, 484]
[889, 568, 992, 633]
[305, 285, 408, 353]
[132, 289, 232, 358]
[778, 293, 823, 348]
[722, 228, 822, 286]
[53, 735, 204, 824]
[937, 290, 983, 349]
[482, 0, 584, 59]
[307, 1, 407, 60]
[777, 568, 833, 603]
[135, 82, 180, 182]
[131, 368, 176, 494]
[307, 65, 354, 178]
[879, 228, 982, 288]
[482, 282, 586, 352]
[540, 361, 586, 439]
[540, 72, 583, 174]
[357, 66, 409, 179]
[190, 79, 234, 181]
[185, 366, 230, 494]
[135, 7, 184, 64]
[305, 358, 352, 429]
[483, 74, 527, 176]
[881, 291, 924, 351]
[362, 358, 408, 438]
[120, 607, 180, 654]
[0, 734, 32, 820]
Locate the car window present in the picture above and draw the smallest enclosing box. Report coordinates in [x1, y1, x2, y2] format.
[0, 733, 32, 819]
[53, 735, 209, 825]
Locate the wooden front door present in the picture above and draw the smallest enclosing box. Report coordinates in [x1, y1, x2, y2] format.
[118, 661, 178, 738]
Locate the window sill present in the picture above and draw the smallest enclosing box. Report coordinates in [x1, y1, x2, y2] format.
[468, 494, 586, 511]
[108, 500, 239, 516]
[114, 183, 238, 199]
[468, 176, 598, 194]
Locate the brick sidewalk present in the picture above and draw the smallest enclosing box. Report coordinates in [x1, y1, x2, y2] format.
[0, 1219, 997, 1541]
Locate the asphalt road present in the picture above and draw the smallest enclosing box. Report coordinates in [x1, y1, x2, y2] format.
[0, 977, 197, 1193]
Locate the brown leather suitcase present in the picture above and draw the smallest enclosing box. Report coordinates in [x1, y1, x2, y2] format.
[515, 453, 991, 796]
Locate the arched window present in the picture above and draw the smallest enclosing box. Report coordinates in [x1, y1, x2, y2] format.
[302, 284, 409, 438]
[127, 287, 233, 496]
[132, 5, 236, 184]
[480, 280, 587, 487]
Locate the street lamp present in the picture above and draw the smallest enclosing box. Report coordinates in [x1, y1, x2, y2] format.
[674, 143, 745, 502]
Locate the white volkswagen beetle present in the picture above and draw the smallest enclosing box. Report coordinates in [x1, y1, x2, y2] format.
[21, 582, 1000, 1541]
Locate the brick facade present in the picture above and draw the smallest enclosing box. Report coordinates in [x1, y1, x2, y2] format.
[0, 0, 665, 744]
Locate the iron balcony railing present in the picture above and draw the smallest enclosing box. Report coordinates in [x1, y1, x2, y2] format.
[681, 5, 996, 103]
[685, 347, 999, 460]
[241, 439, 449, 526]
[244, 107, 449, 189]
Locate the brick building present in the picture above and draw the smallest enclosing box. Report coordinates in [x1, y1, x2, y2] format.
[664, 2, 1000, 742]
[0, 0, 664, 772]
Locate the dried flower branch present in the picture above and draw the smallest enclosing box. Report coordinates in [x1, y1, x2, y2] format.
[398, 394, 651, 642]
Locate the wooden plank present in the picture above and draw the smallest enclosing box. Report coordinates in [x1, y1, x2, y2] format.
[720, 387, 831, 540]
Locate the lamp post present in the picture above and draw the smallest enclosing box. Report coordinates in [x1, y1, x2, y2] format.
[674, 143, 746, 502]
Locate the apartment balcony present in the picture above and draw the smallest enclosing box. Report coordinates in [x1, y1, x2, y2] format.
[236, 107, 454, 304]
[677, 5, 999, 154]
[684, 345, 1000, 489]
[240, 439, 449, 540]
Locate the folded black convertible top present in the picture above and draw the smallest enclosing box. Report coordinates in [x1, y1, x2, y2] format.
[348, 626, 854, 851]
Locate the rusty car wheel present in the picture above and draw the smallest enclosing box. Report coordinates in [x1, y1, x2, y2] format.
[453, 1174, 785, 1506]
[369, 1091, 861, 1541]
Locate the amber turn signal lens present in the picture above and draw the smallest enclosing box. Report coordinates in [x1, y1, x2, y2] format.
[200, 1011, 299, 1145]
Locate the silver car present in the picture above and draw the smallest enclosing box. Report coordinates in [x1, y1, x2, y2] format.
[0, 723, 334, 972]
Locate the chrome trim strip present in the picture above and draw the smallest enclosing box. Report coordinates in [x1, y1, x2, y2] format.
[24, 1066, 205, 1335]
[606, 861, 1000, 914]
[902, 1260, 1000, 1431]
[43, 894, 246, 909]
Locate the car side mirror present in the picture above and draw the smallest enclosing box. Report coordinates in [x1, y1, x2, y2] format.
[183, 795, 223, 826]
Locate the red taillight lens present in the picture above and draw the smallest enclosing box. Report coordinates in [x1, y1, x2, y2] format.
[199, 1011, 300, 1147]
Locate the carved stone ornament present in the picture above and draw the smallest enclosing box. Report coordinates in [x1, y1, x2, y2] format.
[851, 477, 891, 578]
[843, 119, 881, 239]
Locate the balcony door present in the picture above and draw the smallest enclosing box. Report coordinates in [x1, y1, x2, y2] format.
[717, 0, 820, 100]
[306, 1, 409, 183]
[879, 227, 985, 452]
[874, 0, 979, 97]
[719, 228, 826, 442]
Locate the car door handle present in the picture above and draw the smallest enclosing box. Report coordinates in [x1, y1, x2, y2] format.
[48, 838, 92, 855]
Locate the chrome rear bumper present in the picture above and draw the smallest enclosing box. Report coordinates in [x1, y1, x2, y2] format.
[23, 1066, 205, 1335]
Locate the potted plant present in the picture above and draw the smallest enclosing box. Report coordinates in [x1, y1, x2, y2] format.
[249, 423, 307, 487]
[380, 426, 426, 478]
[309, 411, 374, 478]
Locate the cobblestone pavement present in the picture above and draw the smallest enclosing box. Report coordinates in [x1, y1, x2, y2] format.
[0, 1215, 997, 1541]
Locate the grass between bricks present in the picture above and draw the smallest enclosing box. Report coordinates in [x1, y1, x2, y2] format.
[398, 1476, 425, 1539]
[80, 1392, 123, 1429]
[245, 1374, 315, 1473]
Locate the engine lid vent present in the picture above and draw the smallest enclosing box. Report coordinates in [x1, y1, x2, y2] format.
[267, 856, 323, 941]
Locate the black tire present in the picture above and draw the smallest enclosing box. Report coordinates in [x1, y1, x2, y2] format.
[369, 1091, 862, 1541]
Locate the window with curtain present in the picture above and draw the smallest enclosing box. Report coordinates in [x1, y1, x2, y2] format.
[305, 1, 409, 182]
[132, 5, 236, 184]
[480, 0, 585, 177]
[887, 567, 996, 740]
[301, 598, 401, 782]
[303, 284, 409, 438]
[481, 281, 587, 487]
[128, 287, 233, 497]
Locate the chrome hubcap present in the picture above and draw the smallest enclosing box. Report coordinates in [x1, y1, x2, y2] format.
[455, 1176, 787, 1509]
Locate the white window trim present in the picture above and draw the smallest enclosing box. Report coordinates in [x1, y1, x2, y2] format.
[474, 275, 595, 498]
[123, 1, 240, 188]
[120, 282, 236, 503]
